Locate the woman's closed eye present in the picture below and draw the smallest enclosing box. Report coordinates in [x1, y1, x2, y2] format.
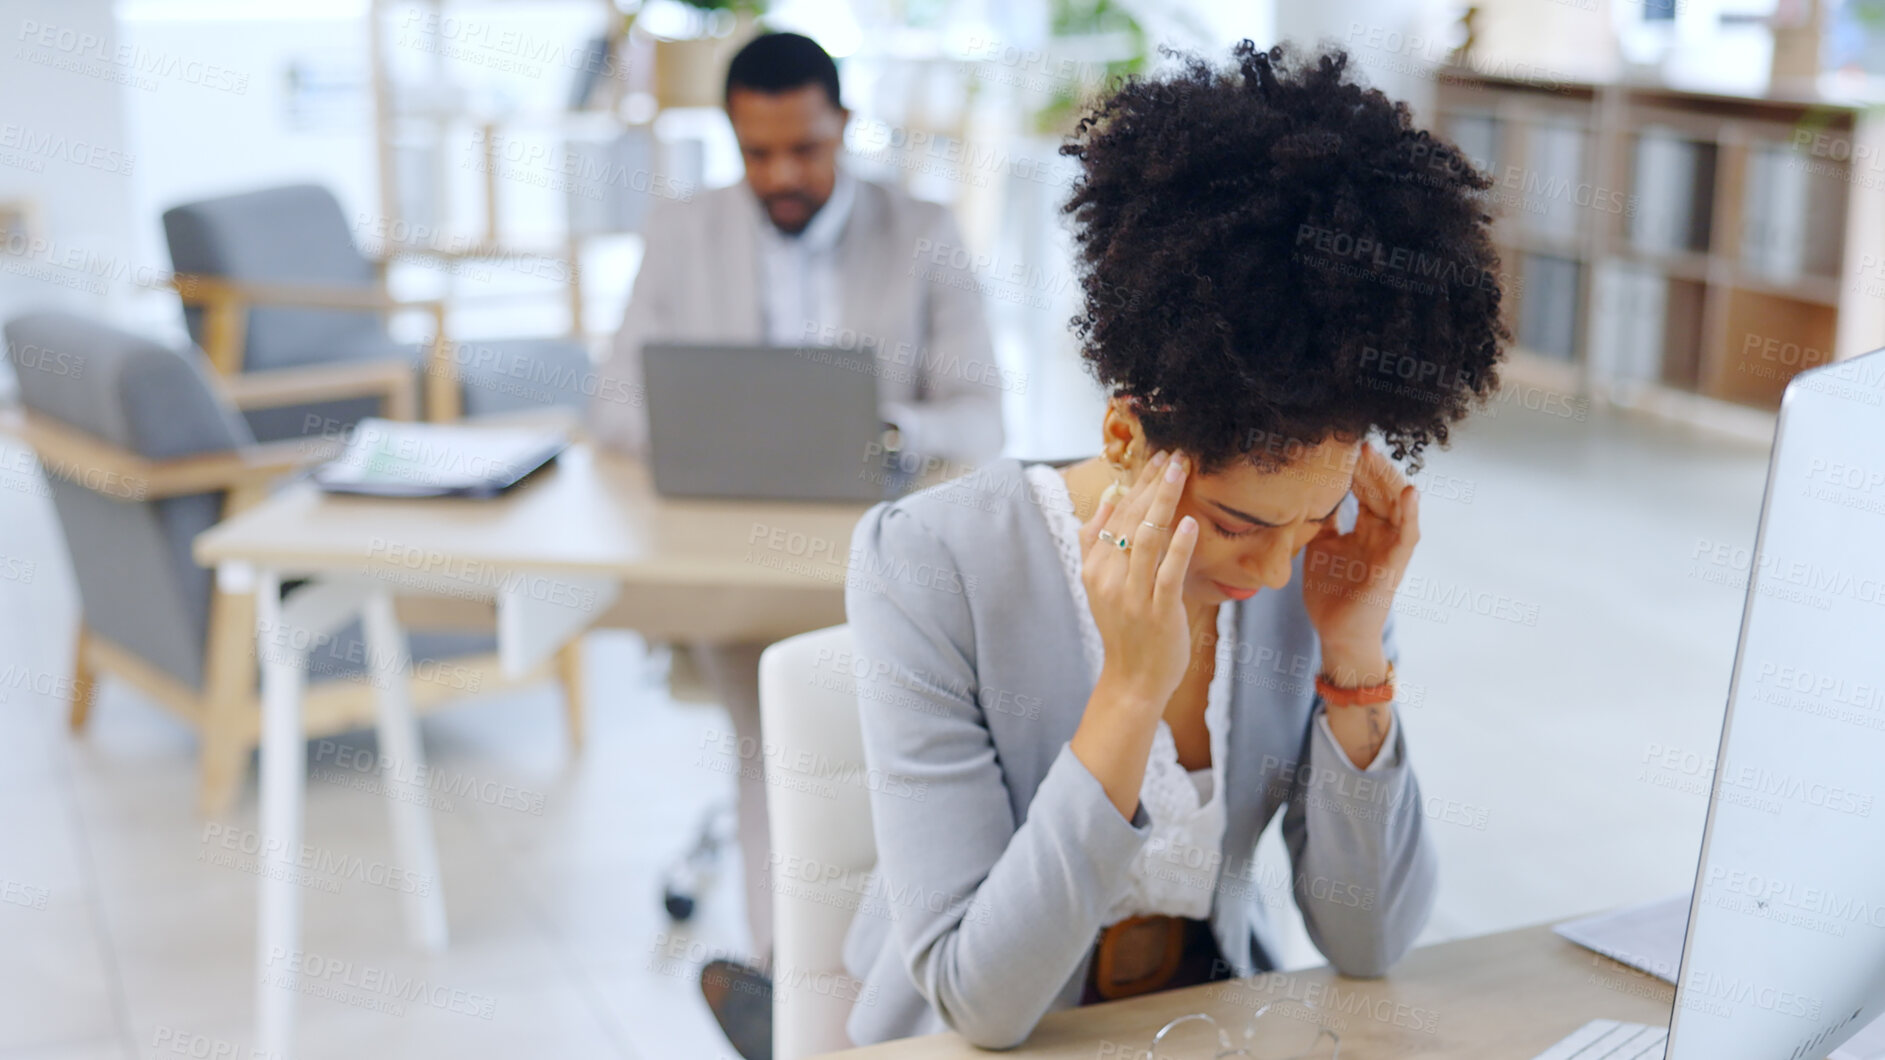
[1209, 519, 1258, 540]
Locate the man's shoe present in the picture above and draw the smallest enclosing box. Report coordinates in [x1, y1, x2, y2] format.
[700, 958, 773, 1060]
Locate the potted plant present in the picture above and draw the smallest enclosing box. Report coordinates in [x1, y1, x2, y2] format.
[1026, 0, 1148, 138]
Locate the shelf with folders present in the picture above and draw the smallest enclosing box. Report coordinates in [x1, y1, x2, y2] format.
[1433, 69, 1885, 423]
[1433, 76, 1603, 378]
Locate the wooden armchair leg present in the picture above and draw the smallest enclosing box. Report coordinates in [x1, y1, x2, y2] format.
[68, 624, 96, 732]
[424, 324, 461, 422]
[557, 637, 585, 754]
[199, 587, 258, 815]
[198, 705, 249, 816]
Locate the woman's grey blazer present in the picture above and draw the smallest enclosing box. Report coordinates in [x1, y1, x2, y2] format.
[839, 458, 1438, 1049]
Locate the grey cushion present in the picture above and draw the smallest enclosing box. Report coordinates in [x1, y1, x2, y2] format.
[5, 311, 252, 454]
[162, 183, 388, 373]
[3, 310, 499, 693]
[236, 336, 592, 443]
[452, 336, 595, 416]
[4, 311, 252, 689]
[307, 624, 498, 686]
[161, 183, 592, 441]
[240, 394, 396, 446]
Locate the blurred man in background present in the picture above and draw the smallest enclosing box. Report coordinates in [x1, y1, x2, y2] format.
[590, 31, 1005, 1058]
[593, 31, 1005, 461]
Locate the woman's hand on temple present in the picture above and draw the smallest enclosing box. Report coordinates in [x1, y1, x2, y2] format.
[1300, 443, 1418, 684]
[1071, 449, 1201, 818]
[1078, 450, 1199, 711]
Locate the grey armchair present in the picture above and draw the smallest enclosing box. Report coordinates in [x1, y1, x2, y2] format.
[162, 183, 592, 442]
[2, 310, 578, 812]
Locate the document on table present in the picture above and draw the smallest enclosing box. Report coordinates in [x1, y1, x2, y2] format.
[1554, 896, 1885, 1059]
[311, 418, 568, 498]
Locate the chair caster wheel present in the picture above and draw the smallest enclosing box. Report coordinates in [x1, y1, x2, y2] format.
[660, 802, 733, 923]
[665, 890, 697, 921]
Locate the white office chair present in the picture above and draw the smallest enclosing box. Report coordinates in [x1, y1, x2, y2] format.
[758, 625, 877, 1060]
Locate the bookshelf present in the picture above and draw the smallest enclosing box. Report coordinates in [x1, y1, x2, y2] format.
[1433, 70, 1885, 429]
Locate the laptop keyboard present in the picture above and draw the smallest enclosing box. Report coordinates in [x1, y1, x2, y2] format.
[1531, 1019, 1668, 1059]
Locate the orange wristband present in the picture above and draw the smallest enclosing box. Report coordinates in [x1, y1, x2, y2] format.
[1315, 661, 1395, 707]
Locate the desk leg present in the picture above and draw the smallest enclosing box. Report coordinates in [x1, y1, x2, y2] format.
[555, 638, 585, 754]
[255, 570, 306, 1060]
[361, 589, 449, 951]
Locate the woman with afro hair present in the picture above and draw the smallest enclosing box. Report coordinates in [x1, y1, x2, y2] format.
[839, 42, 1507, 1049]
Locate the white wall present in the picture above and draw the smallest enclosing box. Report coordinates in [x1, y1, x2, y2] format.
[0, 2, 384, 350]
[113, 8, 379, 341]
[1275, 0, 1453, 120]
[0, 0, 140, 334]
[1, 1, 617, 353]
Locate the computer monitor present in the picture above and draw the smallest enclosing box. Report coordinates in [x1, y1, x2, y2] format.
[1668, 347, 1885, 1059]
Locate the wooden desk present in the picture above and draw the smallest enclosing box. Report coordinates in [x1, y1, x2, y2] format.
[192, 441, 874, 1060]
[196, 442, 870, 642]
[818, 925, 1675, 1059]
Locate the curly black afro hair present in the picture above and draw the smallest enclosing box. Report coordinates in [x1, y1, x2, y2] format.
[1061, 42, 1509, 474]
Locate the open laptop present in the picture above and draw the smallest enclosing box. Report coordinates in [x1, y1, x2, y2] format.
[642, 342, 895, 502]
[1533, 347, 1885, 1059]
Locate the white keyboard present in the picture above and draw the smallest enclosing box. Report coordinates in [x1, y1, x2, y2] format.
[1531, 1019, 1668, 1059]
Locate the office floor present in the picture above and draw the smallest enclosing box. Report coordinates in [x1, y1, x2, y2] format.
[0, 397, 1772, 1060]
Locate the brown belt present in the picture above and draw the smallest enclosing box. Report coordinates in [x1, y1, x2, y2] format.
[1083, 915, 1225, 1003]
